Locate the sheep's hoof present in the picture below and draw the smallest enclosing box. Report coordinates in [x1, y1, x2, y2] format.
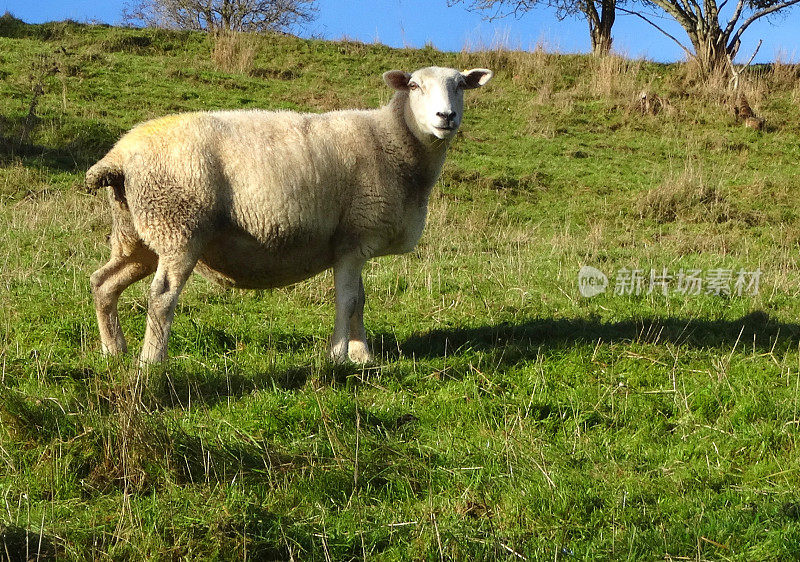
[347, 341, 373, 364]
[329, 341, 349, 364]
[329, 341, 373, 364]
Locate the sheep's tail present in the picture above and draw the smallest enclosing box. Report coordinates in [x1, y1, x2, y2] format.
[85, 157, 126, 205]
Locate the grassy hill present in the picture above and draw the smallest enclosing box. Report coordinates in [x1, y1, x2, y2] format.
[2, 14, 800, 559]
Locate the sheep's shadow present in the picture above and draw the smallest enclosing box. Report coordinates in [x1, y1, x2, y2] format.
[152, 360, 373, 409]
[139, 311, 800, 408]
[380, 311, 800, 363]
[152, 364, 312, 410]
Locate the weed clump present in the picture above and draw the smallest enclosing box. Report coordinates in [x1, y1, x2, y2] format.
[637, 177, 731, 223]
[444, 166, 549, 194]
[635, 166, 761, 225]
[211, 31, 258, 74]
[0, 11, 25, 38]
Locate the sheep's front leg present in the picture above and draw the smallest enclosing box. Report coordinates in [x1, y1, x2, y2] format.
[331, 257, 372, 364]
[140, 255, 197, 365]
[347, 277, 373, 363]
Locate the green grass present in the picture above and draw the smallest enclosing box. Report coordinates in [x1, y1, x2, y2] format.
[3, 14, 800, 560]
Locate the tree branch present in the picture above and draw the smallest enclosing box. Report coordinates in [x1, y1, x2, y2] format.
[722, 0, 746, 38]
[726, 38, 761, 89]
[728, 0, 800, 50]
[584, 0, 602, 27]
[124, 0, 316, 31]
[641, 0, 697, 28]
[617, 6, 696, 58]
[447, 0, 539, 21]
[686, 0, 704, 20]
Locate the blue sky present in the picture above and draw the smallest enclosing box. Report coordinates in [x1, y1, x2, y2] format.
[3, 0, 799, 63]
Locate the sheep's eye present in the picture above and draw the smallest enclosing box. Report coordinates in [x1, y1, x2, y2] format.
[408, 82, 419, 91]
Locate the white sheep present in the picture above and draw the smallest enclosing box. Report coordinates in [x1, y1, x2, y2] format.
[87, 66, 493, 364]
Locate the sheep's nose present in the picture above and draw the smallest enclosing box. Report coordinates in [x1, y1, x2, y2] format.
[437, 111, 457, 122]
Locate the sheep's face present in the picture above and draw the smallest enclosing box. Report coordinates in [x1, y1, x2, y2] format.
[384, 66, 493, 141]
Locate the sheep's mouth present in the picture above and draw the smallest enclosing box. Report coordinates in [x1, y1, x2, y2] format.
[434, 125, 457, 132]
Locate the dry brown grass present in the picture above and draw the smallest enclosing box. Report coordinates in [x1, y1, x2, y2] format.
[211, 31, 258, 74]
[635, 163, 736, 224]
[457, 33, 566, 95]
[770, 52, 800, 90]
[588, 55, 643, 99]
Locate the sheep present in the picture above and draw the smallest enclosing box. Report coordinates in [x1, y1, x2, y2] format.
[87, 66, 493, 365]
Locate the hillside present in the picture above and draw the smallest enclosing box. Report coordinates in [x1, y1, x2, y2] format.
[2, 15, 800, 559]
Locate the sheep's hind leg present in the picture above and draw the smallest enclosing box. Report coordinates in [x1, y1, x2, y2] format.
[91, 244, 157, 355]
[330, 257, 372, 364]
[140, 253, 198, 365]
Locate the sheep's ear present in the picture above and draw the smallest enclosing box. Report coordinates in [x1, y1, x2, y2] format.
[461, 68, 493, 89]
[383, 70, 412, 91]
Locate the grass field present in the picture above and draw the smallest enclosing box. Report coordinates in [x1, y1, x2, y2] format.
[2, 14, 800, 560]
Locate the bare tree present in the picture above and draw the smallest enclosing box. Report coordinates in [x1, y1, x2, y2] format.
[124, 0, 317, 33]
[450, 0, 619, 56]
[618, 0, 800, 74]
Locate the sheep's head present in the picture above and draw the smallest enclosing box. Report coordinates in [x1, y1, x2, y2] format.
[384, 66, 493, 141]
